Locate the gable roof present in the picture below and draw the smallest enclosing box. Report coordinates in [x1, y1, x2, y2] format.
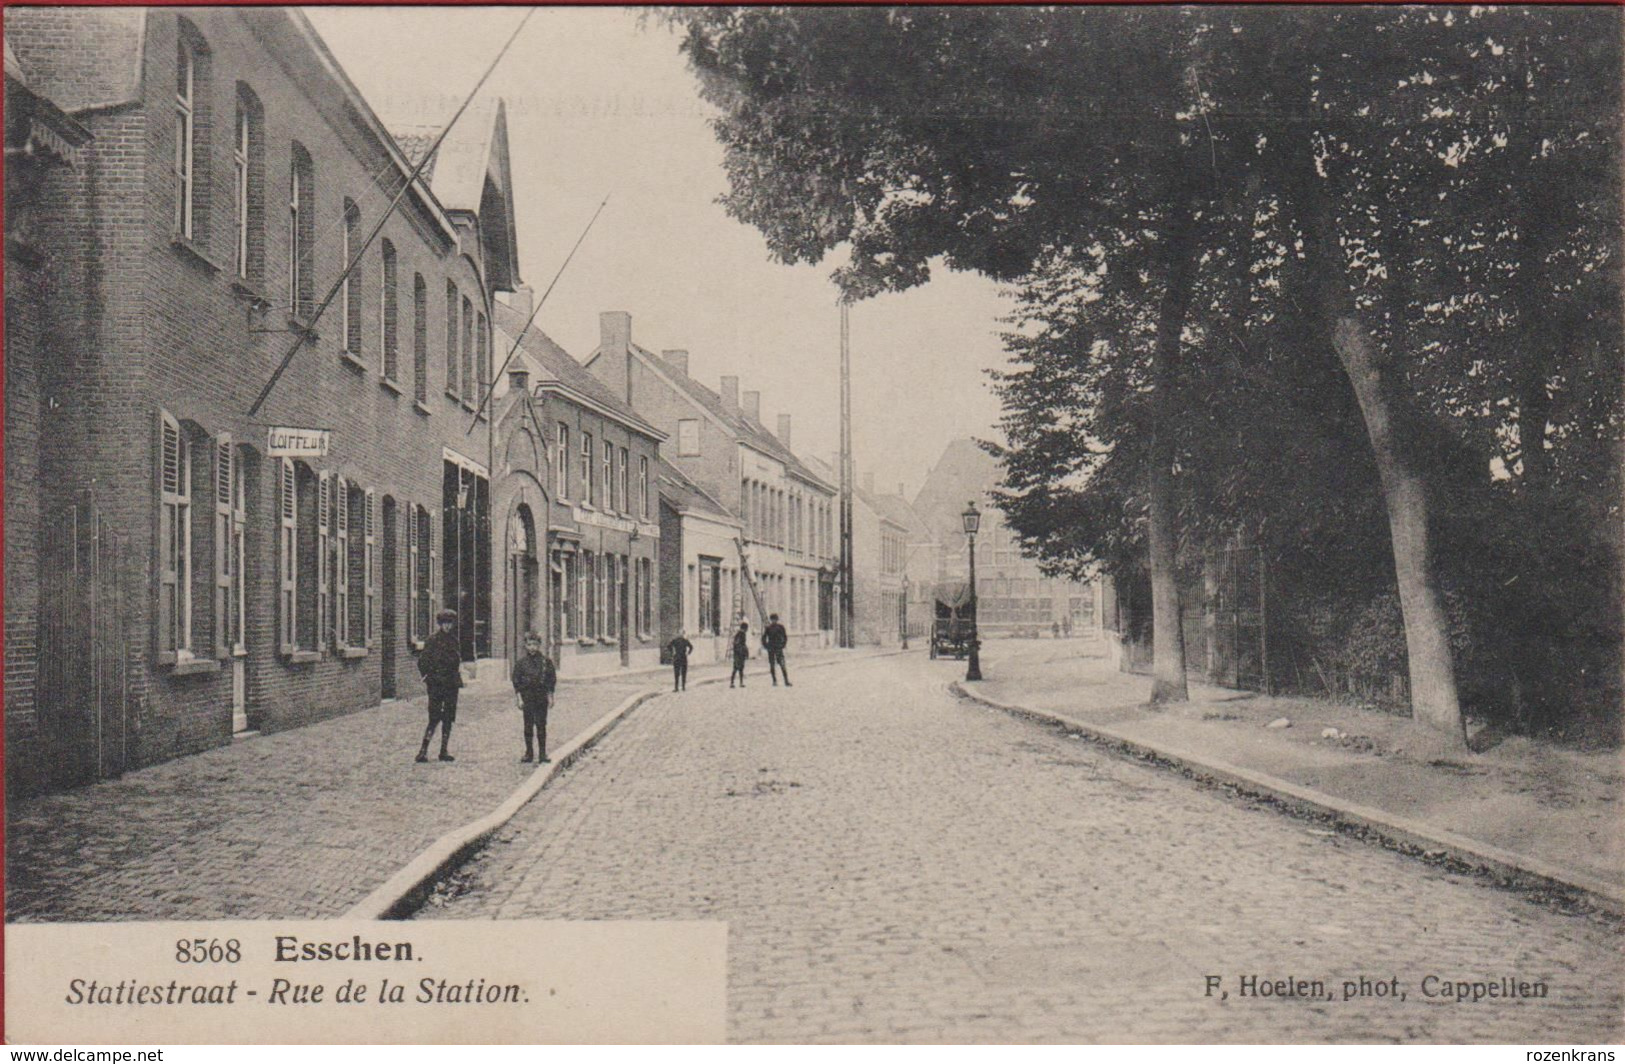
[656, 457, 738, 525]
[630, 347, 835, 493]
[387, 99, 521, 291]
[491, 301, 662, 441]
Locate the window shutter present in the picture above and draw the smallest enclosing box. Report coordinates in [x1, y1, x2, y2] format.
[428, 508, 441, 619]
[334, 478, 349, 649]
[157, 412, 183, 663]
[213, 434, 233, 658]
[365, 488, 376, 647]
[406, 504, 420, 643]
[318, 472, 332, 651]
[280, 458, 297, 654]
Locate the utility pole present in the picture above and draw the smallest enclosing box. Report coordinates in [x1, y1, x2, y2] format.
[839, 298, 855, 649]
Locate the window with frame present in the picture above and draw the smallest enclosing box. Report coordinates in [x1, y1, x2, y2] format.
[579, 549, 593, 639]
[214, 438, 246, 659]
[602, 443, 614, 513]
[596, 553, 609, 637]
[581, 433, 594, 507]
[606, 554, 618, 638]
[341, 200, 362, 356]
[233, 84, 263, 283]
[445, 281, 459, 397]
[677, 419, 699, 456]
[158, 412, 195, 663]
[173, 21, 209, 241]
[617, 448, 628, 513]
[639, 456, 649, 520]
[288, 143, 314, 320]
[561, 551, 577, 640]
[412, 274, 427, 403]
[380, 240, 398, 381]
[461, 295, 474, 403]
[281, 460, 320, 653]
[476, 312, 489, 409]
[640, 557, 653, 636]
[407, 503, 435, 645]
[556, 423, 570, 500]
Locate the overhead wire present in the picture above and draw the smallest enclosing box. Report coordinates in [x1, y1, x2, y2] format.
[248, 8, 535, 417]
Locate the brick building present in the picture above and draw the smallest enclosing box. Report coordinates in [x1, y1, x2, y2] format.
[4, 9, 530, 792]
[488, 296, 664, 676]
[655, 457, 744, 664]
[584, 315, 840, 653]
[911, 438, 1101, 640]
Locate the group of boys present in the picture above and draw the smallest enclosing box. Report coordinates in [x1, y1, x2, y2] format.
[413, 609, 797, 764]
[666, 613, 791, 691]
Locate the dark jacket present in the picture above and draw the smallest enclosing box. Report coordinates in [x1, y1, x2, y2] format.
[418, 629, 463, 690]
[731, 628, 750, 664]
[668, 637, 693, 663]
[511, 650, 557, 704]
[763, 622, 788, 652]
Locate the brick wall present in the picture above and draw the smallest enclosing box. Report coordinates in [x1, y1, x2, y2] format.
[6, 9, 533, 788]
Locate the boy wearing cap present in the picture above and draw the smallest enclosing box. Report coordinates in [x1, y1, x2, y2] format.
[416, 609, 463, 763]
[511, 632, 557, 763]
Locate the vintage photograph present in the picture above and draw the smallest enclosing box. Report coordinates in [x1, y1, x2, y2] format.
[4, 3, 1622, 1045]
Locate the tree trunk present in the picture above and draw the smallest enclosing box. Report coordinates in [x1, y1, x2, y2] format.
[1290, 143, 1466, 747]
[1329, 318, 1466, 744]
[1147, 193, 1197, 703]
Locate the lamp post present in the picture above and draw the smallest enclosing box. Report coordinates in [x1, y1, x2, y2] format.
[962, 501, 983, 681]
[900, 573, 910, 650]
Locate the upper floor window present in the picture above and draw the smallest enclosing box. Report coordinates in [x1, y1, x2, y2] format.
[174, 21, 209, 241]
[476, 312, 489, 410]
[602, 443, 614, 512]
[582, 433, 595, 507]
[461, 296, 475, 403]
[677, 419, 699, 457]
[341, 200, 362, 356]
[288, 142, 314, 319]
[556, 423, 570, 499]
[618, 448, 629, 513]
[380, 240, 398, 381]
[233, 84, 263, 283]
[444, 281, 459, 397]
[639, 456, 650, 520]
[412, 273, 428, 403]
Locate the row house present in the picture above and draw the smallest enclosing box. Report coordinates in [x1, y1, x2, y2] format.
[3, 8, 529, 793]
[488, 296, 664, 676]
[582, 314, 841, 652]
[655, 458, 744, 664]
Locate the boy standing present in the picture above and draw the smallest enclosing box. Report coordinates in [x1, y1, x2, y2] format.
[416, 609, 463, 763]
[763, 613, 791, 687]
[511, 632, 558, 763]
[668, 632, 694, 691]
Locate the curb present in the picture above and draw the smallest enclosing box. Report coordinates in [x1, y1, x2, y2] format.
[950, 680, 1625, 917]
[349, 647, 903, 920]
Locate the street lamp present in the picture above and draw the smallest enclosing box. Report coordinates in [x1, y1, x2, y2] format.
[962, 501, 983, 681]
[900, 573, 910, 650]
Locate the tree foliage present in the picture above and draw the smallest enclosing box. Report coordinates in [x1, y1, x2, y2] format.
[669, 6, 1623, 738]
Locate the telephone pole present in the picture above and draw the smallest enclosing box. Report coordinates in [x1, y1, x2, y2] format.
[839, 299, 855, 649]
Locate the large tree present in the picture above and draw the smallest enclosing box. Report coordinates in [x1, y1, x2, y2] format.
[669, 6, 1623, 743]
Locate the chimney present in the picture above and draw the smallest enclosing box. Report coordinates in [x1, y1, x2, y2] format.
[508, 365, 530, 394]
[863, 471, 875, 496]
[720, 375, 739, 415]
[777, 414, 792, 448]
[662, 349, 689, 377]
[598, 311, 633, 405]
[599, 311, 631, 357]
[502, 285, 534, 321]
[743, 390, 761, 422]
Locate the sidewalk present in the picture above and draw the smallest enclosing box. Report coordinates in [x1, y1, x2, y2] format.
[957, 638, 1625, 912]
[4, 647, 871, 922]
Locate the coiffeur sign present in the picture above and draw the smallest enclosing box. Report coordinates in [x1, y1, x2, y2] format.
[267, 427, 331, 458]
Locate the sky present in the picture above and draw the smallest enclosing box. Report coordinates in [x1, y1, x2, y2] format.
[305, 6, 1011, 501]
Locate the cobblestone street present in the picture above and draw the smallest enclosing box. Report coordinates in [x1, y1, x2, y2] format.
[425, 653, 1625, 1043]
[5, 677, 647, 921]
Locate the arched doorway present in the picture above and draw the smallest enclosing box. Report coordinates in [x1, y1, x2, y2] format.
[506, 503, 539, 665]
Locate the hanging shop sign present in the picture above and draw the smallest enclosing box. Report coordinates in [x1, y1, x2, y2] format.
[266, 426, 331, 458]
